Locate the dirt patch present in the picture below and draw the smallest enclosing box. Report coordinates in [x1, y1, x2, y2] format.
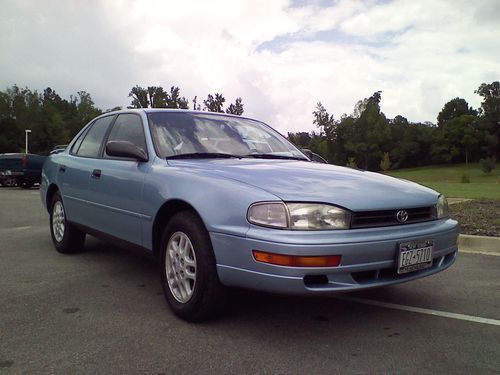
[449, 199, 500, 237]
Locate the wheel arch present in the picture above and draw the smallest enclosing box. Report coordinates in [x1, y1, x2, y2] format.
[152, 199, 207, 259]
[46, 183, 60, 213]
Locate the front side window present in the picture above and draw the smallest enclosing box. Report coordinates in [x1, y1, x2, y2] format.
[148, 112, 306, 160]
[76, 116, 114, 158]
[105, 114, 147, 156]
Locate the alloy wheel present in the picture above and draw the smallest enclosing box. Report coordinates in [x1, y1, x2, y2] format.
[165, 231, 197, 303]
[52, 201, 65, 243]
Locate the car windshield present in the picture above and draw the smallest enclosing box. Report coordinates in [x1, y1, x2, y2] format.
[148, 112, 307, 160]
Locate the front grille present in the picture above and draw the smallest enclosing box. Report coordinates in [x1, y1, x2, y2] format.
[351, 206, 435, 229]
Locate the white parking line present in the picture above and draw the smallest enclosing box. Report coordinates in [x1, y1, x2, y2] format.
[336, 296, 500, 327]
[0, 226, 33, 232]
[459, 249, 500, 257]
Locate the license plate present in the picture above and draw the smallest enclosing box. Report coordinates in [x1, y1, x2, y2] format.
[397, 240, 433, 274]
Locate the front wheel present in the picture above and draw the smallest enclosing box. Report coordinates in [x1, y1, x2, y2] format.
[50, 192, 86, 254]
[160, 211, 226, 322]
[19, 179, 34, 189]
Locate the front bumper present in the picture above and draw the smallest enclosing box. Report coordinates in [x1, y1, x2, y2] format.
[211, 218, 459, 294]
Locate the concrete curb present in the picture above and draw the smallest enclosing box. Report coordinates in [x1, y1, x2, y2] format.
[448, 198, 472, 205]
[459, 234, 500, 254]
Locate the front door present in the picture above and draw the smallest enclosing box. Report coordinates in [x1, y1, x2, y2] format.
[86, 113, 150, 246]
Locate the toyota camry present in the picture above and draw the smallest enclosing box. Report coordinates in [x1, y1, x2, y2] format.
[40, 109, 459, 321]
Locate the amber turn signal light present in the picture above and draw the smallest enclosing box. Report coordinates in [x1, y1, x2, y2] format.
[252, 250, 341, 267]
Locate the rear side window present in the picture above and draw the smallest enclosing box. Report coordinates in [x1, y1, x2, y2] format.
[70, 127, 90, 154]
[106, 114, 147, 154]
[76, 116, 114, 158]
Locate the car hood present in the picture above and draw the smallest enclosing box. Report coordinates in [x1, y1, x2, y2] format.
[167, 159, 439, 211]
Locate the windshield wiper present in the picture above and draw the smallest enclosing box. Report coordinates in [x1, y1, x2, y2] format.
[245, 153, 309, 161]
[166, 152, 244, 160]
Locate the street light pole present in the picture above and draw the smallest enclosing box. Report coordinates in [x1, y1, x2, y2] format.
[25, 129, 31, 154]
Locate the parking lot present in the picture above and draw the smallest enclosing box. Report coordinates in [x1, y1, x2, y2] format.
[1, 188, 499, 374]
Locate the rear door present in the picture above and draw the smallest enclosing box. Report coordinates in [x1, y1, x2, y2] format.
[86, 113, 150, 246]
[58, 115, 114, 225]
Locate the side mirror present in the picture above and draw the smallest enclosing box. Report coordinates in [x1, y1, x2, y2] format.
[106, 141, 148, 162]
[310, 152, 328, 164]
[301, 148, 313, 159]
[301, 148, 328, 164]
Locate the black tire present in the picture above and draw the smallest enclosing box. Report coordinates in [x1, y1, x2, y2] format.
[50, 192, 86, 254]
[19, 180, 33, 189]
[160, 210, 226, 322]
[3, 177, 17, 187]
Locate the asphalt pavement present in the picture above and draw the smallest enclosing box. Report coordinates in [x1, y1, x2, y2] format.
[1, 188, 499, 374]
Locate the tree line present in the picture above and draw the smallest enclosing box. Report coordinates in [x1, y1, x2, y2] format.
[127, 85, 244, 115]
[0, 81, 498, 171]
[288, 81, 499, 171]
[0, 86, 102, 154]
[0, 84, 244, 154]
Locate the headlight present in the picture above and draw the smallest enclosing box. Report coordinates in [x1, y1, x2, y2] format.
[436, 195, 449, 219]
[248, 202, 351, 230]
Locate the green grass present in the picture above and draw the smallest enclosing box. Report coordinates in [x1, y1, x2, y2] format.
[386, 163, 500, 199]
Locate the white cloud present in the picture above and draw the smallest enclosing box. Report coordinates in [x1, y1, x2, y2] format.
[0, 0, 499, 134]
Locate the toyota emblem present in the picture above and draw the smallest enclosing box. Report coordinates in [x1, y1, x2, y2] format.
[396, 210, 409, 223]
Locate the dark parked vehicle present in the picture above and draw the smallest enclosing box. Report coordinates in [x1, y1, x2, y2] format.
[0, 153, 47, 188]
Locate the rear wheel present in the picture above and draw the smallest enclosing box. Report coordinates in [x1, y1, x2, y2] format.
[50, 192, 86, 254]
[160, 211, 226, 322]
[3, 177, 17, 187]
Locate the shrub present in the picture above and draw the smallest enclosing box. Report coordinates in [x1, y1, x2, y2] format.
[346, 157, 357, 169]
[380, 152, 391, 171]
[480, 157, 496, 175]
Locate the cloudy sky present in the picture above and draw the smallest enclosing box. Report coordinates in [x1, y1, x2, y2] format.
[1, 0, 499, 133]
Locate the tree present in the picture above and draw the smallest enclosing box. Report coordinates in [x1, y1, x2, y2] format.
[313, 102, 335, 138]
[310, 102, 338, 162]
[192, 96, 201, 111]
[204, 93, 225, 112]
[437, 98, 476, 128]
[76, 91, 101, 125]
[444, 115, 480, 164]
[166, 86, 189, 109]
[288, 132, 312, 148]
[128, 85, 189, 109]
[0, 116, 22, 153]
[347, 91, 389, 170]
[475, 81, 500, 159]
[0, 85, 102, 154]
[147, 86, 168, 108]
[226, 97, 244, 115]
[128, 85, 149, 108]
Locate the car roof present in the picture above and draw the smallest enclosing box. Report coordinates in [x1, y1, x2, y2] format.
[102, 108, 257, 123]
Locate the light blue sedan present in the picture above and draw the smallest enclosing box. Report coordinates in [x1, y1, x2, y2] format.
[41, 109, 459, 321]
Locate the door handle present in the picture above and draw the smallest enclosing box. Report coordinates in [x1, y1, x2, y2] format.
[58, 165, 66, 173]
[91, 169, 101, 179]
